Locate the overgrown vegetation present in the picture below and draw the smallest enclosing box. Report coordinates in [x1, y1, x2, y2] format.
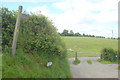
[0, 56, 1, 78]
[87, 60, 92, 64]
[0, 9, 2, 78]
[73, 58, 80, 65]
[98, 59, 118, 64]
[116, 66, 120, 70]
[1, 7, 71, 78]
[100, 48, 118, 62]
[98, 48, 118, 64]
[3, 48, 71, 78]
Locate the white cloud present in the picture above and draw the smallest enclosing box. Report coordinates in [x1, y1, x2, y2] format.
[52, 0, 118, 23]
[27, 5, 50, 16]
[28, 0, 119, 38]
[52, 1, 72, 10]
[2, 0, 57, 2]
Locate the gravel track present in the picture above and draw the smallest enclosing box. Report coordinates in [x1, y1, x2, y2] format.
[68, 57, 118, 78]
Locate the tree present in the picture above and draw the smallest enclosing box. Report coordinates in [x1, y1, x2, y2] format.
[58, 32, 61, 35]
[74, 32, 81, 36]
[61, 29, 69, 36]
[83, 33, 85, 37]
[69, 30, 74, 36]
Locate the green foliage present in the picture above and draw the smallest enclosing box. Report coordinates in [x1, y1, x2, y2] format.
[74, 32, 81, 36]
[98, 59, 118, 64]
[100, 48, 118, 62]
[1, 8, 17, 50]
[61, 29, 69, 36]
[0, 56, 1, 78]
[116, 66, 120, 70]
[69, 30, 74, 36]
[60, 29, 105, 38]
[73, 58, 80, 65]
[87, 60, 92, 64]
[2, 8, 71, 78]
[118, 50, 120, 64]
[1, 7, 66, 58]
[18, 14, 67, 57]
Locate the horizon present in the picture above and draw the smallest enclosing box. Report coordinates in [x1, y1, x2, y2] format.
[2, 0, 119, 38]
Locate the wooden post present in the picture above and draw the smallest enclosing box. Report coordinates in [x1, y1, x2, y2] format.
[12, 6, 22, 57]
[75, 52, 77, 60]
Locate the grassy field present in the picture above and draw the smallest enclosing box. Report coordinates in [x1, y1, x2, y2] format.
[61, 36, 118, 57]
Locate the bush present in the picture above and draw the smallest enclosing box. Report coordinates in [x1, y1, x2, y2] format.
[100, 48, 117, 62]
[118, 50, 120, 64]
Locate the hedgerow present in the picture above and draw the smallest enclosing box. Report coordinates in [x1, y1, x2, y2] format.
[1, 7, 71, 78]
[1, 7, 66, 58]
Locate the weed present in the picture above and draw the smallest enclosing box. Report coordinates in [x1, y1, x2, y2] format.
[73, 58, 80, 65]
[87, 60, 92, 64]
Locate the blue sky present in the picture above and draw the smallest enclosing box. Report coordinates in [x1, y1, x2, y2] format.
[2, 2, 64, 14]
[2, 0, 119, 38]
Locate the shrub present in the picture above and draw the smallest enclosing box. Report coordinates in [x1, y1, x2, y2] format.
[118, 50, 120, 64]
[100, 48, 117, 62]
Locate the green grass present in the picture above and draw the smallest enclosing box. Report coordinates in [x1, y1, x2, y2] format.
[73, 58, 80, 65]
[0, 55, 1, 78]
[98, 59, 118, 64]
[67, 52, 100, 58]
[116, 66, 120, 70]
[61, 36, 118, 57]
[2, 48, 71, 78]
[87, 60, 92, 64]
[0, 35, 1, 78]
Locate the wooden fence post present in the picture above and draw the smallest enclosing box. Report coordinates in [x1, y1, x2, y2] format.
[75, 52, 77, 60]
[12, 6, 22, 57]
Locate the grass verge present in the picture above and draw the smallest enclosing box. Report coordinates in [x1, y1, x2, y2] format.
[87, 60, 92, 64]
[2, 48, 71, 78]
[73, 58, 80, 65]
[0, 55, 1, 78]
[98, 59, 118, 64]
[116, 66, 120, 70]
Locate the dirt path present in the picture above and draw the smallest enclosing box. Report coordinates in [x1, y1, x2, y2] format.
[68, 57, 118, 78]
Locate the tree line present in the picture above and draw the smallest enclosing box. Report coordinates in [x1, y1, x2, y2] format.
[58, 29, 105, 38]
